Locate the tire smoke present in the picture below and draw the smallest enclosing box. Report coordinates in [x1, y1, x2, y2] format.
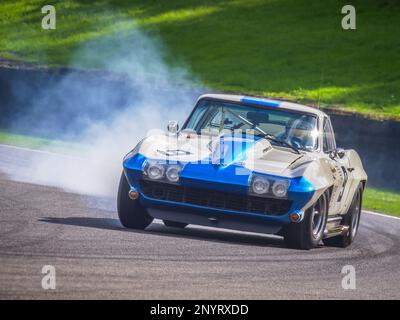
[5, 25, 203, 198]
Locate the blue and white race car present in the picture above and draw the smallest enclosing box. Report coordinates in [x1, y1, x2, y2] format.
[118, 94, 367, 249]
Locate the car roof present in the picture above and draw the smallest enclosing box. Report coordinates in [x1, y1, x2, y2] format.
[197, 93, 328, 118]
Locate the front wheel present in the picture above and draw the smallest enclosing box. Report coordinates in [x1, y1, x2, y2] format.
[283, 192, 329, 250]
[323, 185, 363, 248]
[117, 172, 153, 229]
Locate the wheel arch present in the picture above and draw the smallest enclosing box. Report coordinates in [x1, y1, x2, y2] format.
[360, 180, 367, 191]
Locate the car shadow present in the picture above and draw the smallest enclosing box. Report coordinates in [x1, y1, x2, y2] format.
[38, 216, 290, 249]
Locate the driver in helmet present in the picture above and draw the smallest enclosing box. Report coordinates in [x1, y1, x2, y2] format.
[278, 118, 314, 149]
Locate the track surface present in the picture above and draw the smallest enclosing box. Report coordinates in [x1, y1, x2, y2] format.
[0, 144, 399, 299]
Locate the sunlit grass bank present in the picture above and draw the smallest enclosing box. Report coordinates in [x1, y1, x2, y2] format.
[1, 0, 399, 119]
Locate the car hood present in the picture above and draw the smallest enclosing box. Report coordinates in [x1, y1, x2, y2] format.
[138, 133, 304, 176]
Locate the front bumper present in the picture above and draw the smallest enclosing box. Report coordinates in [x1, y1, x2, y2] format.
[123, 153, 315, 234]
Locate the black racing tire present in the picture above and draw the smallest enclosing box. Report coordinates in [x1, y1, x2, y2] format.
[283, 192, 329, 250]
[163, 220, 188, 228]
[323, 184, 363, 248]
[117, 172, 153, 229]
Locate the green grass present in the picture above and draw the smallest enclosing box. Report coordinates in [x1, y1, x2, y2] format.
[0, 130, 53, 149]
[0, 0, 400, 119]
[0, 130, 399, 216]
[364, 188, 400, 217]
[0, 130, 83, 154]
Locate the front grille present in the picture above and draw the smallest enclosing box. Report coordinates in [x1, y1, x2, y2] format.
[139, 180, 292, 216]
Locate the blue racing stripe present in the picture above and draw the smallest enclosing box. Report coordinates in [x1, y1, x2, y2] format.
[241, 96, 281, 107]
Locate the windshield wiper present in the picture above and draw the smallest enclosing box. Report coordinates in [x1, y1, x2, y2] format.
[225, 109, 267, 135]
[224, 109, 300, 154]
[263, 134, 300, 154]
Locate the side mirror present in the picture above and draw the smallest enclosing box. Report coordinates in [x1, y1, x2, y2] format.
[336, 148, 345, 159]
[167, 120, 179, 134]
[330, 148, 345, 159]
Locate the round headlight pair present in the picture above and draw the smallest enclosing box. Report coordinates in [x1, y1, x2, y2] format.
[146, 163, 181, 183]
[251, 176, 289, 198]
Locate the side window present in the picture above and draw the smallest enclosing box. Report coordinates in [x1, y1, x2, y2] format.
[323, 118, 336, 153]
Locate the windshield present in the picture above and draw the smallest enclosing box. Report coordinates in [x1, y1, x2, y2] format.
[184, 99, 319, 151]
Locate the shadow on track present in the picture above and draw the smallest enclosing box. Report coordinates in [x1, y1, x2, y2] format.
[38, 216, 291, 249]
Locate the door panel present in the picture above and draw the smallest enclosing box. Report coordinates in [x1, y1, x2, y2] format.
[327, 158, 345, 215]
[334, 153, 355, 214]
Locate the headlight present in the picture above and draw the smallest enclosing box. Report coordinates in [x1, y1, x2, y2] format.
[143, 161, 183, 183]
[272, 180, 289, 197]
[250, 175, 290, 198]
[147, 163, 165, 180]
[251, 176, 270, 194]
[166, 165, 181, 183]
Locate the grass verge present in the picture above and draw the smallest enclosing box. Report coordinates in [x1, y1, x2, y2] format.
[0, 130, 83, 155]
[363, 188, 400, 217]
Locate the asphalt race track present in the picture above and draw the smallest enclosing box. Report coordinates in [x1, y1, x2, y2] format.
[0, 144, 399, 299]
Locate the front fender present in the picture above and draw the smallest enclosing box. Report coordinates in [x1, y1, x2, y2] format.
[290, 159, 335, 212]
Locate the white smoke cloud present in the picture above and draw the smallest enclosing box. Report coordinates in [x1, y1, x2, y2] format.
[4, 23, 203, 198]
